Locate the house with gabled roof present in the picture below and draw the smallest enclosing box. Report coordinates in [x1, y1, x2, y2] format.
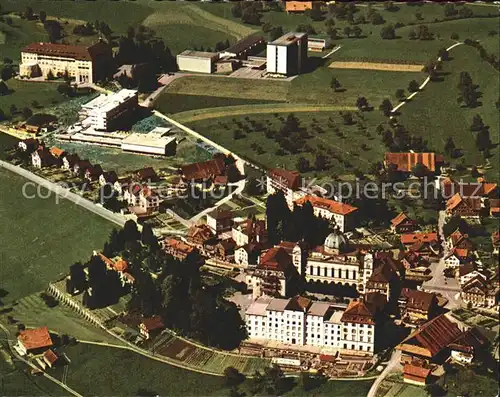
[391, 212, 418, 234]
[446, 193, 482, 218]
[445, 229, 474, 251]
[206, 209, 233, 234]
[397, 314, 465, 365]
[398, 288, 438, 326]
[18, 138, 40, 153]
[139, 316, 164, 340]
[62, 153, 80, 170]
[134, 167, 158, 183]
[384, 152, 442, 174]
[403, 364, 431, 386]
[401, 233, 440, 257]
[84, 164, 103, 182]
[234, 242, 263, 267]
[163, 238, 195, 261]
[266, 167, 302, 209]
[186, 224, 216, 253]
[31, 147, 55, 168]
[99, 170, 118, 186]
[444, 248, 474, 269]
[73, 159, 92, 176]
[16, 327, 53, 356]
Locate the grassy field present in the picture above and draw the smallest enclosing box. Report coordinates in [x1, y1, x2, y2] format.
[0, 168, 115, 303]
[156, 93, 283, 115]
[0, 79, 66, 118]
[0, 17, 48, 61]
[0, 292, 117, 343]
[47, 343, 373, 397]
[185, 110, 386, 179]
[397, 44, 499, 180]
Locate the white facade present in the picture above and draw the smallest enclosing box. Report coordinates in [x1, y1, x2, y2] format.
[121, 133, 176, 156]
[177, 51, 218, 74]
[245, 297, 375, 354]
[80, 89, 138, 131]
[266, 32, 307, 76]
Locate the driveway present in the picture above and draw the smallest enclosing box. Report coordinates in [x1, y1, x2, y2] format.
[367, 350, 402, 397]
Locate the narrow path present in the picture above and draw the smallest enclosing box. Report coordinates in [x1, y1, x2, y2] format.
[323, 45, 343, 59]
[391, 42, 464, 116]
[367, 350, 401, 397]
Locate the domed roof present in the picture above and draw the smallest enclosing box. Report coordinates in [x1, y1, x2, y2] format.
[324, 229, 347, 252]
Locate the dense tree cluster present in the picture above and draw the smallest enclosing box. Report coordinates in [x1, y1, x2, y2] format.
[231, 2, 262, 26]
[457, 71, 479, 108]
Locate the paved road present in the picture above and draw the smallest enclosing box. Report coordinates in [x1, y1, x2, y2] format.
[0, 322, 82, 397]
[323, 45, 342, 59]
[391, 42, 464, 116]
[0, 160, 128, 228]
[367, 350, 401, 397]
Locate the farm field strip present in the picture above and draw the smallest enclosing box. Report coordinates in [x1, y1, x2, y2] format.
[329, 61, 424, 72]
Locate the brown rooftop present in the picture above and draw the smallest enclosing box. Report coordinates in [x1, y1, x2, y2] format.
[22, 42, 110, 61]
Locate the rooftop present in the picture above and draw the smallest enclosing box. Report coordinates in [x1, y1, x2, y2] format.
[22, 42, 110, 61]
[246, 296, 273, 316]
[18, 327, 53, 351]
[178, 50, 219, 60]
[224, 35, 265, 55]
[295, 195, 358, 216]
[122, 132, 176, 149]
[267, 298, 290, 312]
[269, 32, 307, 46]
[384, 152, 440, 172]
[307, 301, 332, 317]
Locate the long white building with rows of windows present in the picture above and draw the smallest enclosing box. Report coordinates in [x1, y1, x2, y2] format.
[245, 295, 383, 355]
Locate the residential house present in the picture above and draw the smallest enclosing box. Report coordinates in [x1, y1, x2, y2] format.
[31, 148, 55, 168]
[448, 327, 489, 364]
[398, 288, 438, 326]
[97, 252, 134, 287]
[384, 152, 442, 175]
[266, 167, 302, 209]
[446, 193, 482, 218]
[285, 1, 314, 12]
[246, 246, 300, 298]
[16, 327, 53, 356]
[461, 276, 498, 308]
[139, 316, 164, 340]
[62, 153, 80, 170]
[138, 186, 160, 213]
[401, 233, 440, 257]
[99, 171, 118, 186]
[391, 213, 418, 234]
[294, 195, 358, 232]
[446, 229, 474, 251]
[73, 159, 92, 176]
[458, 263, 485, 286]
[123, 183, 142, 206]
[134, 167, 158, 183]
[444, 248, 474, 269]
[489, 199, 500, 218]
[397, 314, 465, 366]
[114, 176, 131, 196]
[180, 157, 226, 183]
[42, 349, 59, 368]
[163, 238, 195, 261]
[49, 146, 65, 159]
[232, 218, 268, 247]
[212, 238, 236, 262]
[206, 209, 233, 234]
[439, 177, 497, 199]
[84, 164, 103, 182]
[399, 251, 428, 270]
[18, 138, 40, 153]
[235, 243, 263, 267]
[186, 224, 216, 253]
[403, 364, 431, 386]
[492, 231, 500, 256]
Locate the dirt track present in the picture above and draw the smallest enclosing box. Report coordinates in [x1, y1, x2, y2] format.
[329, 61, 424, 72]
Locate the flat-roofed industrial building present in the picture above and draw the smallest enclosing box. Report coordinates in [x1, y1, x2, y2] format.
[219, 35, 266, 60]
[121, 127, 177, 156]
[176, 50, 219, 74]
[267, 32, 308, 76]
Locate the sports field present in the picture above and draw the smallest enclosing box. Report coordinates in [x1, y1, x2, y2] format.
[0, 168, 115, 303]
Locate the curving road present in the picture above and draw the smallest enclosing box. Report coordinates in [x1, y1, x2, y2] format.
[366, 350, 401, 397]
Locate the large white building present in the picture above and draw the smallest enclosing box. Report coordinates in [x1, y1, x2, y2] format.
[266, 168, 303, 209]
[266, 32, 308, 76]
[121, 127, 177, 156]
[176, 50, 219, 74]
[20, 42, 112, 83]
[80, 89, 138, 131]
[245, 295, 381, 355]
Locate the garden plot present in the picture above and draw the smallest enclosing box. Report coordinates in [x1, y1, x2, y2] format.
[329, 61, 424, 72]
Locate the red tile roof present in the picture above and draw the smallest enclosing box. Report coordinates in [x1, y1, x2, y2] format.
[43, 349, 59, 365]
[397, 314, 463, 357]
[384, 152, 439, 172]
[181, 158, 225, 180]
[401, 233, 438, 245]
[141, 316, 164, 332]
[164, 238, 194, 255]
[446, 193, 482, 212]
[18, 327, 53, 351]
[441, 180, 498, 198]
[286, 1, 314, 12]
[22, 42, 110, 61]
[259, 247, 292, 271]
[295, 195, 358, 216]
[268, 168, 301, 190]
[50, 147, 64, 158]
[403, 364, 431, 379]
[340, 300, 375, 325]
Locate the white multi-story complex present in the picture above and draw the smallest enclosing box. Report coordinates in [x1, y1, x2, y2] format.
[266, 168, 302, 210]
[266, 32, 308, 76]
[245, 295, 380, 355]
[80, 89, 138, 131]
[294, 195, 358, 232]
[20, 42, 112, 83]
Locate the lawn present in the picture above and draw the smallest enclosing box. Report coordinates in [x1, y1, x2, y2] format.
[185, 110, 387, 179]
[48, 343, 373, 397]
[397, 44, 500, 180]
[0, 168, 115, 303]
[0, 17, 48, 61]
[155, 93, 283, 115]
[0, 79, 66, 119]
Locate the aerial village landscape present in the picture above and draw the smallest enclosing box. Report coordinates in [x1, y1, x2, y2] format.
[0, 0, 499, 396]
